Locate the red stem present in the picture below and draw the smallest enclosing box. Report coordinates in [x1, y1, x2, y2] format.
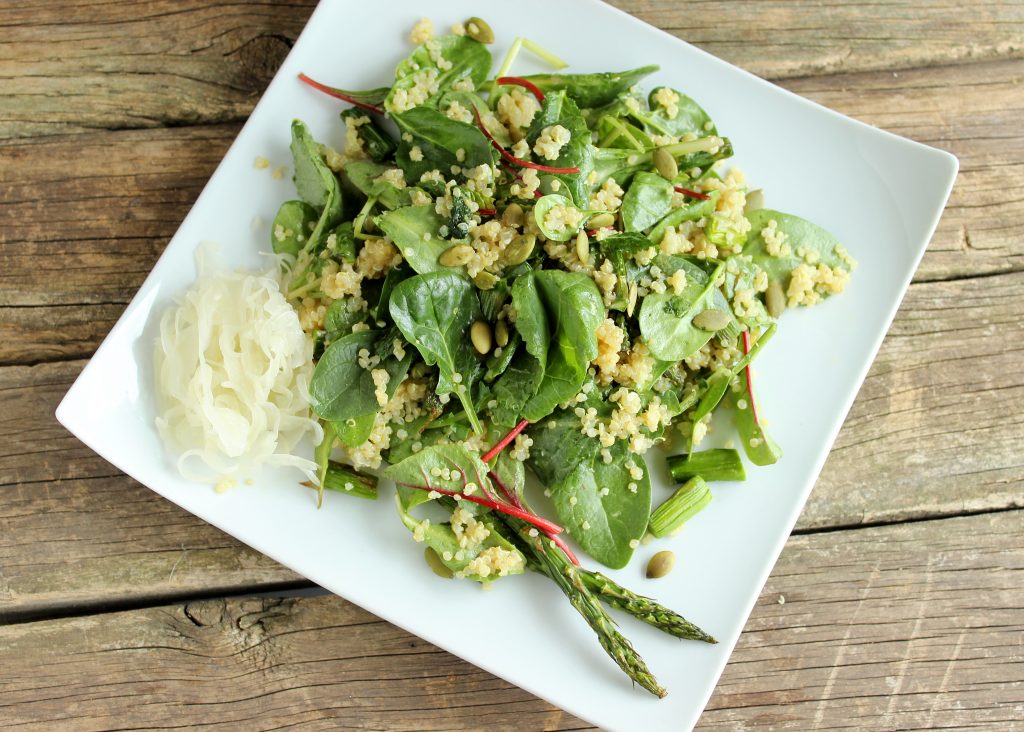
[496, 76, 545, 103]
[482, 419, 530, 463]
[741, 331, 761, 425]
[488, 469, 580, 566]
[674, 186, 710, 201]
[473, 108, 580, 175]
[397, 482, 563, 535]
[297, 72, 384, 114]
[477, 208, 496, 217]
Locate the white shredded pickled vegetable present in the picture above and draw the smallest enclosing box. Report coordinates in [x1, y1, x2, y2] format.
[155, 258, 322, 484]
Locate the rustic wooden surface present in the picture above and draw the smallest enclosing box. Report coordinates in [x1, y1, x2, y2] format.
[2, 1, 1023, 729]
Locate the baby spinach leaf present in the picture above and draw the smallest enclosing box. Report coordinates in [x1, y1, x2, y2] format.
[325, 221, 357, 261]
[334, 412, 376, 448]
[373, 261, 413, 323]
[646, 192, 719, 245]
[597, 231, 654, 255]
[621, 171, 675, 232]
[722, 255, 771, 328]
[340, 108, 396, 162]
[308, 330, 412, 423]
[743, 209, 853, 287]
[524, 91, 593, 207]
[375, 205, 455, 274]
[490, 351, 544, 427]
[341, 160, 413, 210]
[527, 408, 651, 569]
[484, 331, 520, 382]
[389, 272, 484, 434]
[512, 271, 604, 423]
[387, 444, 493, 512]
[533, 194, 589, 242]
[290, 120, 345, 250]
[385, 34, 492, 114]
[270, 200, 318, 257]
[439, 90, 512, 147]
[632, 86, 716, 138]
[393, 106, 495, 182]
[502, 65, 659, 109]
[324, 298, 366, 341]
[638, 261, 726, 361]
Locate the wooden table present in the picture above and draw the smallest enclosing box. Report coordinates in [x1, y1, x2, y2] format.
[2, 1, 1022, 728]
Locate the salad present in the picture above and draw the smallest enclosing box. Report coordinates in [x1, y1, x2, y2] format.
[160, 16, 855, 698]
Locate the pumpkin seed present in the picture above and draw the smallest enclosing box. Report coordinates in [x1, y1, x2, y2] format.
[626, 282, 638, 317]
[575, 230, 590, 265]
[653, 147, 678, 180]
[587, 212, 615, 229]
[646, 550, 676, 579]
[501, 202, 524, 228]
[465, 17, 495, 44]
[424, 547, 454, 579]
[503, 233, 536, 266]
[693, 308, 731, 331]
[743, 188, 765, 213]
[470, 320, 493, 355]
[439, 244, 474, 267]
[494, 319, 510, 348]
[473, 270, 499, 290]
[765, 279, 786, 318]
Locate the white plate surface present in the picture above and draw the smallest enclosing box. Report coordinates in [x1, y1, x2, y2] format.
[56, 1, 957, 729]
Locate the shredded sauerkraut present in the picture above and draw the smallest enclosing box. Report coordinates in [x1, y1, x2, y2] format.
[155, 257, 322, 484]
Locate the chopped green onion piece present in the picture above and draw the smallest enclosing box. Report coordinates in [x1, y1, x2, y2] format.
[649, 477, 712, 538]
[520, 38, 568, 69]
[667, 449, 746, 483]
[322, 460, 379, 500]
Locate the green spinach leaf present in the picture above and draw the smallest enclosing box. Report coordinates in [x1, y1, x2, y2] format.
[512, 271, 604, 423]
[393, 106, 495, 183]
[375, 205, 459, 274]
[385, 35, 492, 114]
[499, 65, 658, 109]
[389, 272, 485, 434]
[621, 171, 674, 232]
[290, 120, 345, 250]
[270, 200, 318, 257]
[524, 91, 593, 207]
[743, 209, 854, 289]
[638, 260, 726, 361]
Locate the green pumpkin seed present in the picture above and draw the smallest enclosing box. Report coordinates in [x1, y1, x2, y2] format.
[439, 244, 474, 267]
[494, 320, 510, 348]
[646, 550, 676, 579]
[465, 17, 495, 44]
[653, 147, 678, 181]
[470, 320, 493, 355]
[503, 233, 536, 266]
[765, 279, 786, 318]
[424, 547, 454, 579]
[575, 230, 590, 265]
[693, 308, 731, 331]
[626, 282, 638, 317]
[473, 270, 499, 290]
[587, 212, 615, 229]
[501, 202, 525, 228]
[744, 188, 765, 213]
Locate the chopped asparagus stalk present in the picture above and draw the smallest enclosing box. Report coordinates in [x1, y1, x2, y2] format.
[649, 477, 712, 537]
[321, 460, 378, 500]
[667, 448, 746, 483]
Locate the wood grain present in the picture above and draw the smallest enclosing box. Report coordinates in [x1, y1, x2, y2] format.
[3, 1, 1023, 138]
[3, 58, 1023, 364]
[3, 270, 1022, 616]
[2, 510, 1019, 731]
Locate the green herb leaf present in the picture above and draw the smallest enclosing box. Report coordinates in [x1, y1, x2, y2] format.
[393, 106, 495, 183]
[308, 329, 412, 422]
[499, 65, 659, 109]
[621, 171, 675, 232]
[270, 200, 318, 257]
[635, 86, 716, 138]
[389, 272, 485, 434]
[385, 34, 492, 114]
[528, 408, 651, 569]
[524, 91, 593, 206]
[289, 120, 344, 249]
[743, 209, 855, 297]
[512, 271, 604, 423]
[342, 160, 414, 210]
[638, 260, 726, 361]
[375, 205, 458, 274]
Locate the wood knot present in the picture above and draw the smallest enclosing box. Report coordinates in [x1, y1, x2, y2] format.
[234, 34, 293, 92]
[183, 599, 225, 627]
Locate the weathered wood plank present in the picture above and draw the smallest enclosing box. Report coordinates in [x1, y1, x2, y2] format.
[2, 1, 1022, 138]
[2, 58, 1022, 363]
[3, 270, 1022, 616]
[2, 510, 1020, 730]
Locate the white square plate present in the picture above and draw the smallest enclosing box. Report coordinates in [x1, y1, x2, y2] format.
[56, 1, 957, 729]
